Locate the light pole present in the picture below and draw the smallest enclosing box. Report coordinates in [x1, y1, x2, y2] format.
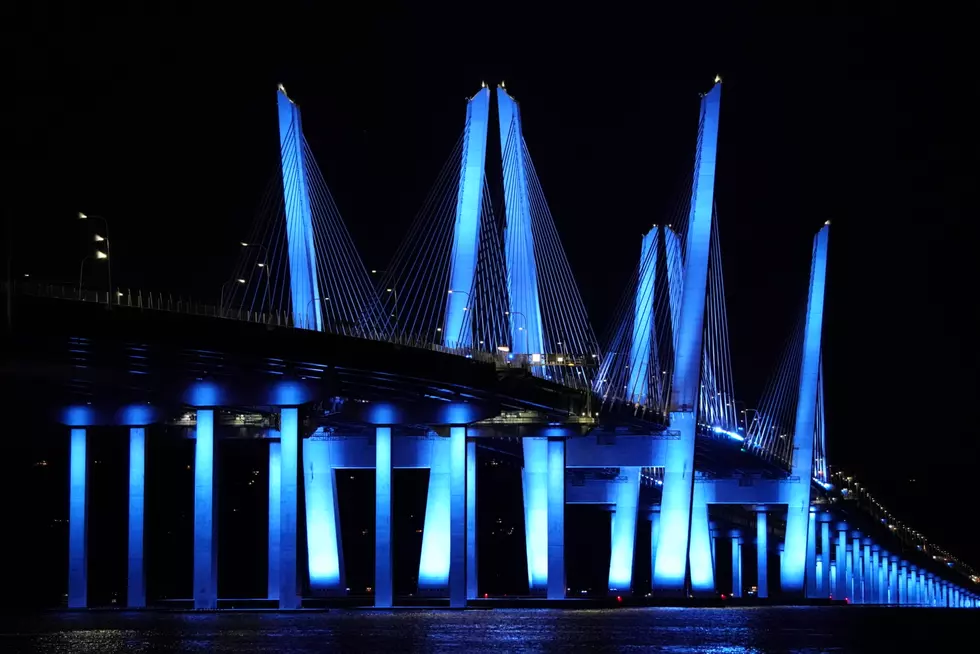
[305, 296, 330, 331]
[386, 287, 399, 332]
[77, 250, 109, 301]
[220, 278, 246, 316]
[447, 289, 470, 347]
[78, 213, 112, 303]
[239, 243, 273, 314]
[505, 310, 527, 355]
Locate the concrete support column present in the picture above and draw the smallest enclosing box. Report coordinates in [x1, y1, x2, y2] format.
[835, 528, 847, 600]
[267, 442, 281, 600]
[688, 481, 714, 595]
[650, 509, 661, 584]
[449, 426, 467, 607]
[869, 545, 879, 605]
[756, 509, 768, 599]
[608, 467, 641, 594]
[466, 440, 478, 600]
[375, 427, 393, 608]
[805, 507, 817, 597]
[278, 408, 300, 609]
[851, 534, 863, 604]
[303, 439, 345, 594]
[908, 565, 918, 605]
[419, 435, 451, 594]
[68, 428, 88, 609]
[127, 427, 146, 608]
[819, 518, 830, 597]
[193, 409, 218, 609]
[546, 437, 565, 600]
[889, 556, 898, 604]
[844, 545, 853, 602]
[899, 563, 908, 605]
[731, 532, 742, 597]
[522, 437, 548, 594]
[861, 538, 871, 604]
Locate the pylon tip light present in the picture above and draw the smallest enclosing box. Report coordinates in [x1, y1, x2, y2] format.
[714, 74, 722, 83]
[824, 220, 832, 226]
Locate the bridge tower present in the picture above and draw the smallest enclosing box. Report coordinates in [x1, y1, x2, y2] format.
[652, 80, 722, 595]
[497, 84, 564, 598]
[277, 86, 324, 331]
[442, 87, 491, 346]
[782, 223, 830, 596]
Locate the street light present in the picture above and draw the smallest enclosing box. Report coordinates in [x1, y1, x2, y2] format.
[219, 278, 246, 316]
[305, 296, 330, 330]
[79, 212, 113, 303]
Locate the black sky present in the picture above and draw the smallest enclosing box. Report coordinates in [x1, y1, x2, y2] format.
[10, 5, 977, 562]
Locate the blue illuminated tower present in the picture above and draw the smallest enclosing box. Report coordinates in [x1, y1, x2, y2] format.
[628, 229, 658, 403]
[782, 223, 830, 595]
[443, 87, 490, 347]
[497, 85, 546, 357]
[277, 86, 323, 331]
[652, 81, 722, 595]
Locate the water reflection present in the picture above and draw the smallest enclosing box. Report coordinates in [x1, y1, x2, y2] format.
[1, 606, 971, 653]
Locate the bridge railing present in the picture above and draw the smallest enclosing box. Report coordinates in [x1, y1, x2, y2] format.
[12, 281, 514, 368]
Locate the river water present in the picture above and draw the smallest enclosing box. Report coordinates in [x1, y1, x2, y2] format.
[1, 606, 971, 652]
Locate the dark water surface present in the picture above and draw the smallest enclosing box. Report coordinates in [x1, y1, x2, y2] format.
[1, 607, 973, 652]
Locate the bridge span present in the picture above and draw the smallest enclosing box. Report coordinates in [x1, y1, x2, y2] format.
[7, 78, 977, 609]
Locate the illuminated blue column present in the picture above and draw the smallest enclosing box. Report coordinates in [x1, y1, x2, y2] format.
[375, 427, 393, 608]
[650, 510, 661, 581]
[303, 439, 345, 593]
[127, 428, 146, 608]
[783, 224, 830, 596]
[899, 562, 908, 605]
[546, 438, 565, 600]
[731, 532, 742, 597]
[872, 547, 882, 604]
[628, 228, 658, 403]
[845, 545, 854, 601]
[279, 408, 300, 609]
[689, 481, 714, 595]
[443, 88, 490, 347]
[268, 441, 281, 600]
[466, 440, 478, 599]
[277, 87, 322, 331]
[819, 518, 831, 597]
[608, 467, 641, 593]
[522, 438, 548, 593]
[449, 426, 467, 607]
[908, 565, 918, 605]
[419, 436, 450, 594]
[68, 428, 88, 609]
[654, 82, 721, 596]
[835, 527, 847, 599]
[861, 538, 871, 604]
[193, 409, 217, 609]
[889, 556, 898, 603]
[805, 507, 817, 597]
[497, 85, 545, 358]
[756, 510, 768, 599]
[852, 534, 863, 604]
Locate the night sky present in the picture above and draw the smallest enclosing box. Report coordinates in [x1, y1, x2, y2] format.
[8, 4, 976, 602]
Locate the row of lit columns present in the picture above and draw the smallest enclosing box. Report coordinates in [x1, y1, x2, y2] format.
[68, 412, 479, 609]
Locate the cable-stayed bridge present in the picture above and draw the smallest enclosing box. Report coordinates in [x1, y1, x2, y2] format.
[6, 79, 977, 610]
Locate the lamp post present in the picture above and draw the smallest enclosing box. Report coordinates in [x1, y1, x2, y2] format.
[220, 278, 246, 316]
[505, 310, 527, 355]
[305, 296, 330, 331]
[446, 289, 470, 347]
[78, 213, 112, 303]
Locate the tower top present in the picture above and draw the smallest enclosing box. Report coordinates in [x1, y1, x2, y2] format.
[714, 74, 722, 84]
[278, 83, 294, 103]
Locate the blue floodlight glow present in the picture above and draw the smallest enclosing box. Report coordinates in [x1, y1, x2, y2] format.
[782, 224, 830, 596]
[497, 86, 545, 357]
[711, 425, 744, 441]
[185, 380, 223, 407]
[419, 436, 451, 590]
[523, 438, 549, 590]
[443, 88, 490, 347]
[119, 404, 154, 426]
[192, 409, 216, 608]
[68, 428, 88, 608]
[128, 427, 146, 607]
[628, 229, 658, 403]
[63, 405, 94, 427]
[277, 88, 323, 331]
[304, 440, 343, 590]
[608, 468, 640, 590]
